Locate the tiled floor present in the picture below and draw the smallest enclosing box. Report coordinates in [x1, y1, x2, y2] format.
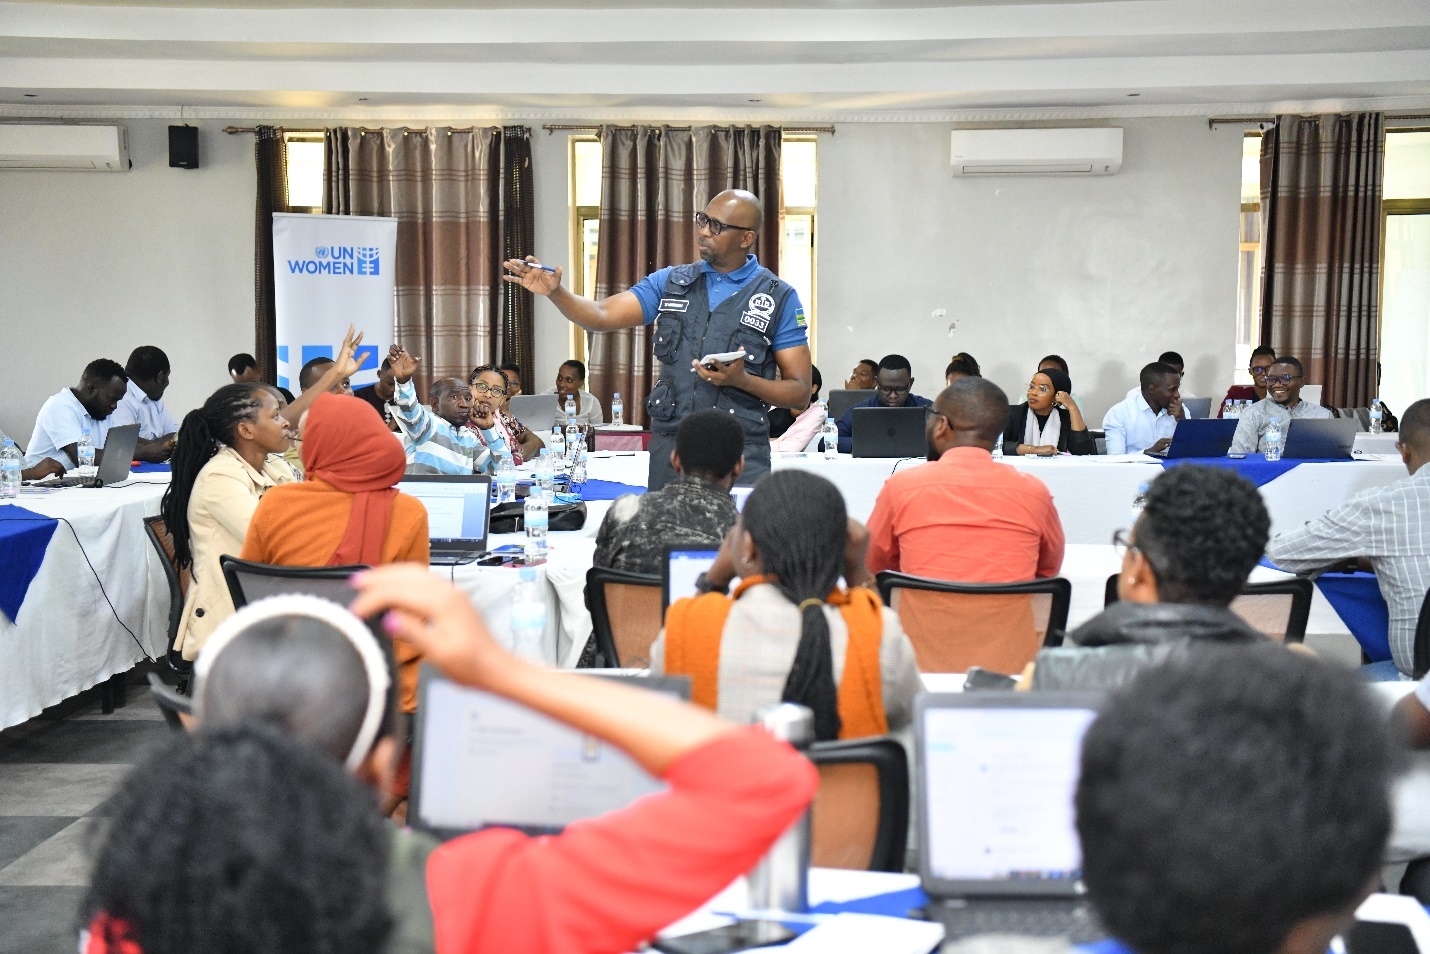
[0, 669, 171, 954]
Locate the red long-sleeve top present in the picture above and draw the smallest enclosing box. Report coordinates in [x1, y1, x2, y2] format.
[425, 727, 818, 954]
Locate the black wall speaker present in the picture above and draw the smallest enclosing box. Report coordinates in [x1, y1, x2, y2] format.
[168, 125, 199, 169]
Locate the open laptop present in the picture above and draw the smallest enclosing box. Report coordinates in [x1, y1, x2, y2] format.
[916, 691, 1105, 943]
[1182, 397, 1213, 419]
[45, 423, 140, 487]
[397, 474, 492, 565]
[662, 545, 720, 610]
[507, 394, 561, 433]
[1284, 418, 1360, 460]
[1146, 418, 1238, 459]
[409, 668, 691, 840]
[852, 406, 926, 458]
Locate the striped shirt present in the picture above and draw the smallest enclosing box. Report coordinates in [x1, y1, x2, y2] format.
[1266, 466, 1430, 675]
[392, 381, 504, 476]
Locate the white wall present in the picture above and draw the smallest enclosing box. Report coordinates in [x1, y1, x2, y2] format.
[0, 114, 1241, 444]
[814, 118, 1243, 424]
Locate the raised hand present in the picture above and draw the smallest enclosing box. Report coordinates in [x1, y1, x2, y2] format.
[388, 345, 421, 385]
[333, 325, 366, 379]
[501, 257, 562, 296]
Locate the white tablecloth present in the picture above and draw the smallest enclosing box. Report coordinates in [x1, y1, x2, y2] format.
[1, 477, 171, 729]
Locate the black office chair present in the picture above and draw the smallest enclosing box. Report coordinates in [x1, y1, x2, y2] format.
[146, 671, 192, 732]
[808, 737, 909, 873]
[1411, 588, 1430, 680]
[220, 555, 369, 610]
[143, 515, 193, 690]
[585, 567, 663, 668]
[1102, 573, 1312, 644]
[876, 572, 1070, 675]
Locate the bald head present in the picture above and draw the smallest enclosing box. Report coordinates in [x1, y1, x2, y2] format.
[929, 377, 1010, 457]
[430, 377, 472, 428]
[708, 189, 763, 232]
[1399, 399, 1430, 475]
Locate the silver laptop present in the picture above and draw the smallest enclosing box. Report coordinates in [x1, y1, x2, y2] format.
[1283, 418, 1360, 459]
[397, 474, 492, 565]
[916, 691, 1105, 942]
[508, 394, 561, 432]
[409, 668, 691, 840]
[45, 423, 140, 487]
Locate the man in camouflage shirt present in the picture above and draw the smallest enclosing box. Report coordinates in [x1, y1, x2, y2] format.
[593, 409, 745, 575]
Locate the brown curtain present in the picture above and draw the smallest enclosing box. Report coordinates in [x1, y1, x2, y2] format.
[1258, 113, 1385, 407]
[500, 128, 537, 392]
[253, 126, 288, 384]
[324, 126, 534, 399]
[589, 125, 782, 426]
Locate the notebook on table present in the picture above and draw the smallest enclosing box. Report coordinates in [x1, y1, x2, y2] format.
[409, 668, 691, 840]
[916, 691, 1105, 943]
[1146, 418, 1238, 458]
[851, 407, 927, 458]
[396, 474, 492, 565]
[44, 423, 140, 487]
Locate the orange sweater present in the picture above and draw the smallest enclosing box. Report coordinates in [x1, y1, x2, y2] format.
[241, 478, 430, 712]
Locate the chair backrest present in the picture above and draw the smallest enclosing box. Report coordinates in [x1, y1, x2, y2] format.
[146, 671, 192, 732]
[142, 515, 192, 665]
[1103, 574, 1311, 644]
[1414, 589, 1430, 680]
[585, 566, 663, 668]
[220, 555, 369, 610]
[875, 572, 1070, 676]
[808, 737, 908, 872]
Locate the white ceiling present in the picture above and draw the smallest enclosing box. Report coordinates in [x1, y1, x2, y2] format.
[2, 0, 1429, 120]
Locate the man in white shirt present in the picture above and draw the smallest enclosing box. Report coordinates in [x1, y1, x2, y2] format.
[1103, 362, 1182, 455]
[24, 359, 129, 469]
[1229, 356, 1333, 455]
[110, 345, 179, 462]
[1122, 350, 1199, 417]
[546, 359, 605, 427]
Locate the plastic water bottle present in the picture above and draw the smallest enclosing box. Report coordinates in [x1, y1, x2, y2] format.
[1265, 416, 1284, 462]
[536, 448, 555, 501]
[1, 439, 21, 499]
[1130, 482, 1150, 526]
[611, 392, 624, 426]
[77, 426, 95, 474]
[565, 411, 582, 466]
[569, 446, 588, 497]
[564, 394, 576, 421]
[1238, 400, 1250, 417]
[495, 452, 517, 504]
[548, 425, 565, 472]
[1370, 398, 1383, 435]
[510, 567, 547, 661]
[992, 440, 1004, 461]
[821, 417, 838, 460]
[1222, 399, 1234, 418]
[523, 489, 549, 564]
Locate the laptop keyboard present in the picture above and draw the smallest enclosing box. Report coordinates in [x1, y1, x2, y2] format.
[929, 899, 1102, 943]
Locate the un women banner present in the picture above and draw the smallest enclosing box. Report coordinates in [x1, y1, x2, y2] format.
[272, 212, 397, 392]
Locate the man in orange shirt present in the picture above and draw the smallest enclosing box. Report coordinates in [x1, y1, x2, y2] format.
[866, 377, 1064, 582]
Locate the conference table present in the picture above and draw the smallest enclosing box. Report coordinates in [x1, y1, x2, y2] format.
[0, 447, 1404, 729]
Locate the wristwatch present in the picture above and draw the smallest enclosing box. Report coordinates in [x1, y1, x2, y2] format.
[694, 572, 729, 595]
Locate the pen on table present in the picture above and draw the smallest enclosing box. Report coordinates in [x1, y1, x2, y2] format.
[512, 260, 557, 273]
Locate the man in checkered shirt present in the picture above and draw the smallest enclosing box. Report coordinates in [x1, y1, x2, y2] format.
[1267, 398, 1430, 678]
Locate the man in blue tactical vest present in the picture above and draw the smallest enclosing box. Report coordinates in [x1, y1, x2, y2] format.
[502, 189, 812, 491]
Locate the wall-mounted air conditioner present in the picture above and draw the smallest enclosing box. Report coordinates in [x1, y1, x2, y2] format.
[0, 124, 130, 171]
[950, 128, 1123, 176]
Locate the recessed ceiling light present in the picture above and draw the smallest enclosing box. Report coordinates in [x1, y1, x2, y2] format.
[23, 93, 37, 98]
[748, 98, 761, 103]
[358, 97, 369, 102]
[1127, 92, 1141, 97]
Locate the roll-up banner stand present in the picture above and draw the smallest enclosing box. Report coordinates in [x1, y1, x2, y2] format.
[272, 212, 397, 392]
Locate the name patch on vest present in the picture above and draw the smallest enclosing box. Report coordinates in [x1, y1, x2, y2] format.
[740, 292, 777, 334]
[658, 299, 689, 313]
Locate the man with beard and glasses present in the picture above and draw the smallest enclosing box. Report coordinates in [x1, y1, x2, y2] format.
[865, 377, 1064, 582]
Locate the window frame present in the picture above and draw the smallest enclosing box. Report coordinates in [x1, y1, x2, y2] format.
[282, 130, 326, 214]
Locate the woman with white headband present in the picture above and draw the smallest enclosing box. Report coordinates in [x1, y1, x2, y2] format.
[82, 572, 818, 954]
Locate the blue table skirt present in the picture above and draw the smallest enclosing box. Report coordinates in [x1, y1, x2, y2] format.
[0, 504, 60, 623]
[132, 462, 171, 474]
[573, 479, 645, 502]
[1160, 454, 1352, 488]
[1260, 557, 1391, 663]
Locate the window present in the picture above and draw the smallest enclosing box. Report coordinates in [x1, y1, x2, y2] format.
[1378, 130, 1430, 416]
[568, 133, 819, 363]
[284, 132, 325, 212]
[1233, 132, 1262, 383]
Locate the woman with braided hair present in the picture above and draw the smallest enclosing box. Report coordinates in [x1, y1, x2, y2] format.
[161, 383, 297, 661]
[652, 469, 921, 740]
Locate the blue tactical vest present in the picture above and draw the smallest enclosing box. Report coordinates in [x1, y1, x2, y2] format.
[644, 261, 797, 447]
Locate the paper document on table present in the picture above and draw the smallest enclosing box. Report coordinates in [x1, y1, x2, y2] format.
[1098, 453, 1159, 463]
[808, 868, 922, 905]
[780, 913, 944, 953]
[1352, 453, 1404, 462]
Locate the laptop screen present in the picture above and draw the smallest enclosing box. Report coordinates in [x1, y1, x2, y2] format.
[663, 547, 720, 608]
[397, 477, 491, 545]
[410, 670, 690, 838]
[922, 702, 1097, 889]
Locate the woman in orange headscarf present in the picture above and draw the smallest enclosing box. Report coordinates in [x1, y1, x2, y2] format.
[241, 392, 430, 711]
